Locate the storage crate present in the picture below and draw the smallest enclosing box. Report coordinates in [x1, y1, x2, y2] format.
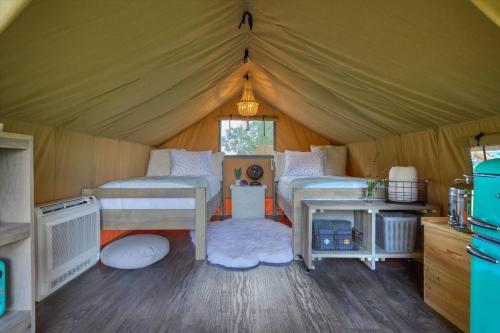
[315, 229, 335, 251]
[337, 229, 363, 251]
[335, 230, 353, 251]
[376, 212, 418, 252]
[312, 219, 351, 251]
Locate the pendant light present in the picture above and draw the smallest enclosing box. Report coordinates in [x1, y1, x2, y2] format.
[237, 74, 259, 130]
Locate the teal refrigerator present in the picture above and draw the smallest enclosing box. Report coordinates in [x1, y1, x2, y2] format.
[467, 158, 500, 333]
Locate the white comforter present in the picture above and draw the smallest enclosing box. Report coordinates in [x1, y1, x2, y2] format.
[278, 175, 368, 200]
[99, 175, 220, 210]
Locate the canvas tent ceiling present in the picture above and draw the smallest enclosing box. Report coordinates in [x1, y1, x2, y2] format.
[1, 0, 499, 146]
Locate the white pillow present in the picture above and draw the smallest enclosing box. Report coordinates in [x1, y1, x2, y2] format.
[211, 152, 225, 181]
[273, 152, 286, 181]
[170, 150, 212, 176]
[146, 148, 184, 177]
[100, 235, 170, 269]
[310, 145, 347, 176]
[283, 150, 325, 177]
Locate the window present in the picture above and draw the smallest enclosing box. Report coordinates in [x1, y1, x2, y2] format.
[470, 145, 500, 169]
[220, 120, 275, 155]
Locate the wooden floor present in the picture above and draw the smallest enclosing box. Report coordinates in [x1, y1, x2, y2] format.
[37, 231, 460, 333]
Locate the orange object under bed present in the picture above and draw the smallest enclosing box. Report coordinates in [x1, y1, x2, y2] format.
[100, 198, 282, 246]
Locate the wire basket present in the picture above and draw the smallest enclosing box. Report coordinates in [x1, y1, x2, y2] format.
[313, 228, 363, 251]
[335, 228, 363, 251]
[384, 180, 429, 205]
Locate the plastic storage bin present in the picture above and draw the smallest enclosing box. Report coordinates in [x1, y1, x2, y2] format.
[376, 212, 418, 252]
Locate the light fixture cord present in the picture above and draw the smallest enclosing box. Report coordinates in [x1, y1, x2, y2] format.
[263, 115, 266, 136]
[243, 49, 249, 63]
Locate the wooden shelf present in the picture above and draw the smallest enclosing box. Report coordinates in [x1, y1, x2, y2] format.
[375, 246, 423, 259]
[0, 311, 31, 333]
[302, 200, 439, 212]
[0, 132, 35, 333]
[0, 133, 32, 150]
[0, 223, 30, 248]
[312, 250, 371, 259]
[302, 200, 439, 271]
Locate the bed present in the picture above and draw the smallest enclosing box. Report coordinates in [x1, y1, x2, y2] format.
[83, 150, 224, 260]
[83, 176, 221, 260]
[274, 148, 384, 259]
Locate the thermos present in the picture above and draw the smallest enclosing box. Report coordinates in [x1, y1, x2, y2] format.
[448, 175, 474, 230]
[0, 260, 5, 317]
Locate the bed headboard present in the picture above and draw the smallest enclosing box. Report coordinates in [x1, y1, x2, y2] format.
[212, 152, 225, 181]
[273, 152, 285, 181]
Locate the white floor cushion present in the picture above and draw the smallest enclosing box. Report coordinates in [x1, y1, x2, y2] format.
[191, 218, 293, 269]
[101, 235, 170, 269]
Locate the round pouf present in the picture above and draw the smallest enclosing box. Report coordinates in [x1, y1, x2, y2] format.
[100, 234, 169, 269]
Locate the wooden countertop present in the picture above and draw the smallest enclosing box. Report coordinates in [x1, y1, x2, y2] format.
[421, 217, 472, 241]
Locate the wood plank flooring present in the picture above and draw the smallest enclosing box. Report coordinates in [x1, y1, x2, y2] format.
[37, 231, 460, 333]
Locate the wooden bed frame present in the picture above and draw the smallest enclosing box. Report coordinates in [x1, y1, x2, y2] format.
[276, 183, 384, 259]
[82, 187, 222, 260]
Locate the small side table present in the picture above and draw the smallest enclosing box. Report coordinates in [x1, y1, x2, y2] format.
[230, 185, 267, 219]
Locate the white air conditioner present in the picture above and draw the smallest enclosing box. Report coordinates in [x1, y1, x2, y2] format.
[35, 196, 100, 301]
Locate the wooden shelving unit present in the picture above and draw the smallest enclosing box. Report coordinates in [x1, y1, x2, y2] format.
[0, 132, 35, 333]
[302, 200, 439, 271]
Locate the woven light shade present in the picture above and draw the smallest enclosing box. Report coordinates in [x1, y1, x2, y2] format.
[237, 79, 259, 117]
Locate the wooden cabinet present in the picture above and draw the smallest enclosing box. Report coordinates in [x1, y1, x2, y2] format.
[423, 217, 471, 332]
[0, 132, 35, 333]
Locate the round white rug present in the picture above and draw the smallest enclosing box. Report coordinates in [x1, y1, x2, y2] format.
[191, 218, 293, 269]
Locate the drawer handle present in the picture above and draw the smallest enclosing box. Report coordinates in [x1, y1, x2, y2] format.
[466, 245, 499, 264]
[468, 216, 500, 232]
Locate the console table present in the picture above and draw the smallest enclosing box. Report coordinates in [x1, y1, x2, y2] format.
[302, 200, 439, 271]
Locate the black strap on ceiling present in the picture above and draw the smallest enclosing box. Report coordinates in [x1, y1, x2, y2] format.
[243, 48, 249, 63]
[474, 132, 486, 160]
[475, 132, 484, 146]
[238, 11, 253, 30]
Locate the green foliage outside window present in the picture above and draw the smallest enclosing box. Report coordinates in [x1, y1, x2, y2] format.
[220, 120, 274, 155]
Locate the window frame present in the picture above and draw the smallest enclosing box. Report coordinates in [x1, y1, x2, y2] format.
[469, 144, 500, 170]
[218, 118, 277, 157]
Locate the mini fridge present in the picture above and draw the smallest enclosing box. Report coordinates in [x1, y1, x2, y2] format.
[467, 158, 500, 333]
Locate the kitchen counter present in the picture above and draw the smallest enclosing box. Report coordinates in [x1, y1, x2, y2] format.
[422, 216, 471, 332]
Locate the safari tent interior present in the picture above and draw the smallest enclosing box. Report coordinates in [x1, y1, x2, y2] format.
[1, 0, 500, 332]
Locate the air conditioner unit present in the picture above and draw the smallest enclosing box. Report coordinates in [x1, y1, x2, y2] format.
[35, 196, 100, 301]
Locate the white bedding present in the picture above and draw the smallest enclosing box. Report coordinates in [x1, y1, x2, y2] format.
[99, 175, 220, 210]
[278, 175, 368, 200]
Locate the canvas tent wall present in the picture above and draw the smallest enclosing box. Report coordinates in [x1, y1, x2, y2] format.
[0, 118, 152, 244]
[1, 0, 500, 146]
[0, 0, 499, 216]
[162, 95, 331, 152]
